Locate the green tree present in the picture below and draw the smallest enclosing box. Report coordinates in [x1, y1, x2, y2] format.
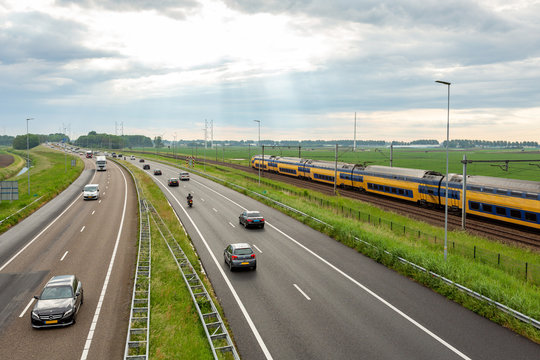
[12, 134, 40, 150]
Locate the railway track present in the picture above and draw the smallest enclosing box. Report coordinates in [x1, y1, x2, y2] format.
[134, 151, 540, 249]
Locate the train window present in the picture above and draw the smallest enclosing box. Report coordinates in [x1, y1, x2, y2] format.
[509, 209, 521, 219]
[525, 193, 538, 200]
[470, 186, 481, 192]
[384, 186, 390, 192]
[525, 212, 537, 222]
[470, 202, 480, 210]
[510, 191, 522, 197]
[483, 187, 494, 193]
[496, 189, 507, 195]
[495, 207, 506, 216]
[428, 189, 434, 194]
[399, 189, 404, 195]
[482, 204, 493, 213]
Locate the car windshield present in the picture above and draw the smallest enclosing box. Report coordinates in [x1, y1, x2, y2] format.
[170, 178, 178, 181]
[247, 212, 261, 217]
[41, 285, 73, 300]
[234, 248, 253, 255]
[84, 186, 98, 192]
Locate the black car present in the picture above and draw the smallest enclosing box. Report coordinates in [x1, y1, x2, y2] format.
[154, 169, 162, 175]
[139, 159, 145, 163]
[168, 178, 179, 186]
[239, 210, 265, 229]
[224, 243, 256, 271]
[143, 164, 150, 170]
[31, 275, 83, 328]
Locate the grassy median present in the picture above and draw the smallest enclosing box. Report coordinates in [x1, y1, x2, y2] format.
[123, 160, 234, 359]
[0, 146, 83, 234]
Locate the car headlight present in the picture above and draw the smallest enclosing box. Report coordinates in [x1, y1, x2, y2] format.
[31, 311, 39, 320]
[63, 308, 73, 318]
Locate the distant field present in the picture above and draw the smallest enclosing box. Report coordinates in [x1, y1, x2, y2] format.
[131, 146, 540, 181]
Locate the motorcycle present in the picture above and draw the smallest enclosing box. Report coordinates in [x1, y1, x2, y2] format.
[187, 198, 193, 208]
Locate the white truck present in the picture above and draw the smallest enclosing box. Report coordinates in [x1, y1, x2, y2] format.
[96, 155, 107, 171]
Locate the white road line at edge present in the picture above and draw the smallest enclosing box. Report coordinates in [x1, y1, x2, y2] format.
[60, 251, 69, 261]
[0, 169, 97, 273]
[228, 222, 236, 228]
[19, 298, 35, 318]
[190, 178, 472, 360]
[252, 244, 262, 253]
[153, 174, 274, 360]
[293, 284, 311, 301]
[80, 162, 128, 360]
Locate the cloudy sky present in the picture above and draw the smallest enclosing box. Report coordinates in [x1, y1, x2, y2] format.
[1, 0, 540, 142]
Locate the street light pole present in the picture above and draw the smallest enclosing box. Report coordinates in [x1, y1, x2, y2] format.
[254, 120, 261, 185]
[26, 118, 34, 195]
[436, 80, 451, 261]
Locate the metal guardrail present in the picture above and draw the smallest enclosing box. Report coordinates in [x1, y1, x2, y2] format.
[147, 202, 240, 360]
[123, 165, 152, 359]
[180, 164, 540, 330]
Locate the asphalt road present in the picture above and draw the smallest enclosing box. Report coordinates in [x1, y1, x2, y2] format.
[138, 157, 540, 360]
[0, 157, 138, 359]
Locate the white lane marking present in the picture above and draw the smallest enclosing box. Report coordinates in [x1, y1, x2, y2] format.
[98, 200, 102, 203]
[80, 226, 85, 232]
[201, 198, 205, 202]
[191, 178, 472, 360]
[229, 222, 236, 228]
[0, 170, 97, 273]
[60, 251, 69, 261]
[155, 178, 273, 360]
[252, 244, 262, 253]
[103, 192, 106, 195]
[80, 162, 129, 360]
[212, 208, 218, 213]
[293, 284, 311, 301]
[92, 210, 95, 215]
[19, 298, 35, 318]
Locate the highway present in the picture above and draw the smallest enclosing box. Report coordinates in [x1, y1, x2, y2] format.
[0, 157, 138, 359]
[138, 157, 540, 360]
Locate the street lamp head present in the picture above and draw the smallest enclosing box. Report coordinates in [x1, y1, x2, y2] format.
[435, 80, 451, 86]
[253, 120, 260, 123]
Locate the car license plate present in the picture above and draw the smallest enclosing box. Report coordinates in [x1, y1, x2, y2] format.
[45, 320, 58, 324]
[254, 220, 259, 222]
[241, 262, 249, 265]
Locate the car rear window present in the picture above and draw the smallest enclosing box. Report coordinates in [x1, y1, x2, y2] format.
[41, 286, 73, 300]
[234, 248, 253, 255]
[247, 212, 261, 217]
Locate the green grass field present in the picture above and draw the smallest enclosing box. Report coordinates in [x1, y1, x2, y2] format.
[0, 146, 83, 234]
[131, 145, 540, 181]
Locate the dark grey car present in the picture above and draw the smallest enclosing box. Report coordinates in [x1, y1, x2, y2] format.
[31, 275, 84, 328]
[224, 243, 257, 271]
[239, 211, 265, 229]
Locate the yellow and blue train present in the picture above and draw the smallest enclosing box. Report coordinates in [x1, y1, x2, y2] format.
[251, 155, 540, 230]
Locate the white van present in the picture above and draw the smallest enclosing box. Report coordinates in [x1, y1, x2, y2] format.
[82, 184, 100, 200]
[179, 171, 190, 181]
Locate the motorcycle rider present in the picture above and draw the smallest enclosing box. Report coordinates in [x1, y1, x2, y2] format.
[187, 193, 193, 204]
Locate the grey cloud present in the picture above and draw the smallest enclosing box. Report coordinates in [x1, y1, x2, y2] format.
[0, 11, 116, 64]
[54, 0, 201, 19]
[223, 0, 514, 32]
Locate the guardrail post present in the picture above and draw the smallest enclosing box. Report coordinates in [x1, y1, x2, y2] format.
[474, 246, 476, 259]
[525, 262, 528, 281]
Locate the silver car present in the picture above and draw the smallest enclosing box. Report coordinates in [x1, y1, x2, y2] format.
[224, 243, 257, 271]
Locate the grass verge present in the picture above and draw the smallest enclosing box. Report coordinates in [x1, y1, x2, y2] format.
[0, 146, 83, 234]
[140, 153, 540, 343]
[123, 160, 234, 359]
[0, 148, 25, 181]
